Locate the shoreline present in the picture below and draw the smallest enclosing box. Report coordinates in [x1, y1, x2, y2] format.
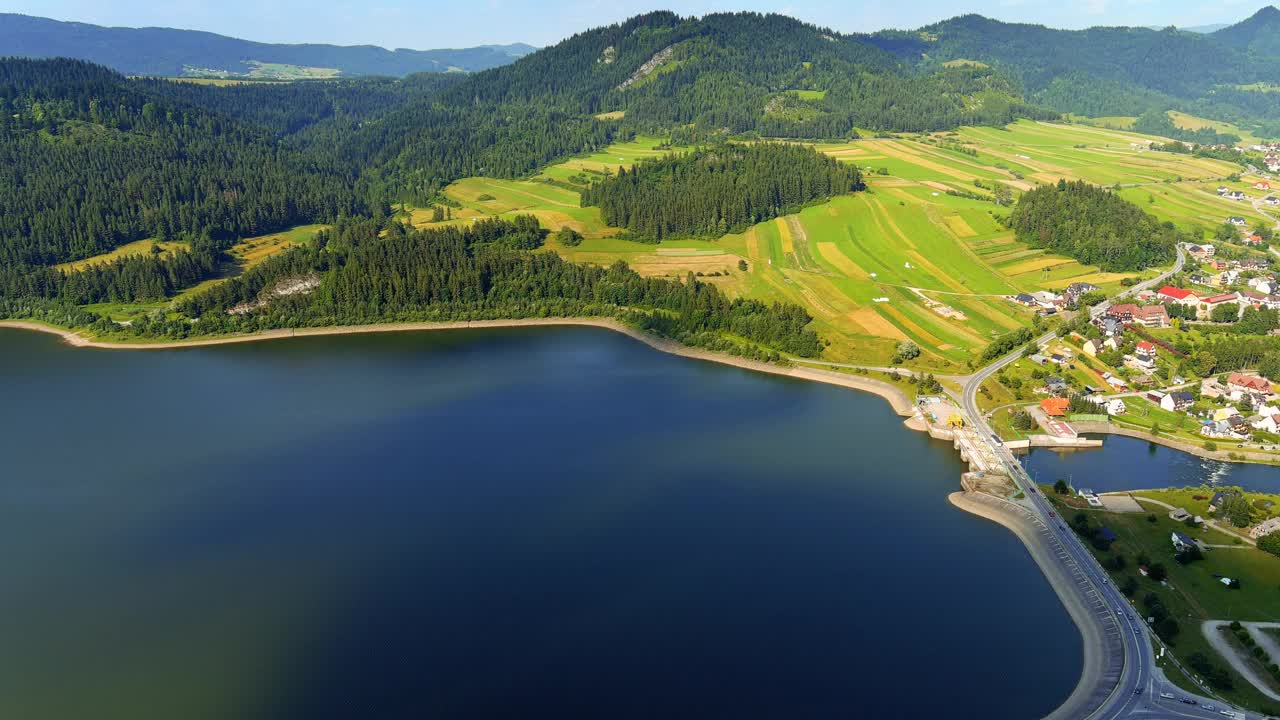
[0, 318, 917, 416]
[1070, 421, 1280, 465]
[947, 491, 1109, 720]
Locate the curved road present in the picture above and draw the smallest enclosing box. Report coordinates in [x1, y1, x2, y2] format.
[959, 246, 1265, 719]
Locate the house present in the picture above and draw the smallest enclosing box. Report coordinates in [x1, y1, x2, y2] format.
[1228, 216, 1248, 226]
[1189, 273, 1214, 286]
[1161, 391, 1194, 412]
[1013, 293, 1036, 307]
[1171, 531, 1196, 552]
[1064, 282, 1100, 301]
[1250, 412, 1280, 433]
[1209, 489, 1241, 513]
[1049, 353, 1067, 366]
[1045, 377, 1068, 394]
[1126, 353, 1156, 372]
[1247, 277, 1274, 295]
[1083, 339, 1100, 357]
[1217, 269, 1240, 287]
[1198, 292, 1241, 319]
[1103, 336, 1120, 351]
[1201, 377, 1224, 398]
[1157, 286, 1198, 306]
[1266, 196, 1280, 207]
[1227, 372, 1271, 396]
[1226, 190, 1247, 201]
[1103, 397, 1127, 416]
[1106, 303, 1137, 322]
[1250, 516, 1280, 540]
[1227, 414, 1251, 436]
[1040, 397, 1069, 417]
[1217, 186, 1229, 195]
[1190, 243, 1218, 260]
[1029, 353, 1048, 365]
[1168, 507, 1191, 522]
[1213, 406, 1241, 422]
[1255, 180, 1271, 190]
[1031, 290, 1062, 309]
[1101, 317, 1124, 338]
[1244, 233, 1265, 247]
[1135, 340, 1156, 359]
[1132, 305, 1170, 328]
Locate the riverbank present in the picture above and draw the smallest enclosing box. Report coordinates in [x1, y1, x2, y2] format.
[0, 318, 917, 416]
[1072, 421, 1280, 466]
[948, 491, 1110, 720]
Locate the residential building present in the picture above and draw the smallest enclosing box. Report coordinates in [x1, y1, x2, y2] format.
[1132, 305, 1170, 328]
[1265, 196, 1280, 207]
[1210, 490, 1241, 513]
[1045, 377, 1068, 395]
[1171, 531, 1196, 552]
[1244, 234, 1265, 247]
[1250, 412, 1280, 433]
[1227, 372, 1271, 396]
[1228, 216, 1248, 226]
[1040, 398, 1069, 417]
[1082, 339, 1100, 357]
[1013, 293, 1036, 307]
[1157, 286, 1198, 306]
[1255, 180, 1271, 191]
[1103, 398, 1126, 416]
[1199, 292, 1241, 319]
[1160, 391, 1194, 412]
[1189, 273, 1213, 286]
[1213, 406, 1241, 422]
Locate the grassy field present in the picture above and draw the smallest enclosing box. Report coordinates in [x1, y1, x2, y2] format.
[430, 120, 1249, 369]
[55, 239, 189, 272]
[1047, 491, 1280, 713]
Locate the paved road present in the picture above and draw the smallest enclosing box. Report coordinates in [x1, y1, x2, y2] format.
[957, 245, 1267, 718]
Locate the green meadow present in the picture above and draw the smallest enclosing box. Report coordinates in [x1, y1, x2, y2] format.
[430, 120, 1249, 370]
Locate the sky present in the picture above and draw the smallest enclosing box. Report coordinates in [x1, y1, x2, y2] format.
[0, 0, 1269, 49]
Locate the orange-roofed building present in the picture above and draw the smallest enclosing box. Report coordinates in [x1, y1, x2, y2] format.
[1041, 398, 1070, 417]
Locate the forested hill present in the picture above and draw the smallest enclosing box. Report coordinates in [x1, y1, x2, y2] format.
[0, 58, 371, 268]
[334, 11, 1056, 202]
[581, 144, 863, 241]
[1008, 180, 1182, 272]
[0, 14, 535, 78]
[866, 7, 1280, 134]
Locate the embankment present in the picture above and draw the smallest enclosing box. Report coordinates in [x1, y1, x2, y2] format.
[1072, 421, 1280, 465]
[949, 491, 1112, 720]
[0, 318, 916, 416]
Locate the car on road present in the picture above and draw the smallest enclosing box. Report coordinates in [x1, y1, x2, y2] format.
[1205, 705, 1215, 711]
[991, 433, 1003, 445]
[1160, 693, 1176, 699]
[1134, 688, 1142, 695]
[1181, 698, 1197, 705]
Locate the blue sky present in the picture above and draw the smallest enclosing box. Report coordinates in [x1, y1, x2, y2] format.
[1, 0, 1268, 48]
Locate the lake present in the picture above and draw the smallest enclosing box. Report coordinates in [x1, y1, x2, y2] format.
[0, 326, 1082, 719]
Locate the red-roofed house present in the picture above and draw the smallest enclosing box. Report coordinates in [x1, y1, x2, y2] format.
[1041, 398, 1069, 417]
[1244, 234, 1265, 247]
[1227, 373, 1271, 395]
[1199, 292, 1241, 319]
[1104, 303, 1169, 328]
[1157, 286, 1199, 306]
[1256, 180, 1271, 191]
[1136, 340, 1156, 354]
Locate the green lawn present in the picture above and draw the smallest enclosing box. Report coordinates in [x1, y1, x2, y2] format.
[1047, 491, 1280, 714]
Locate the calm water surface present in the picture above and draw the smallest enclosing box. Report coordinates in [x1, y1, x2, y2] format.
[1, 326, 1082, 719]
[1024, 437, 1280, 495]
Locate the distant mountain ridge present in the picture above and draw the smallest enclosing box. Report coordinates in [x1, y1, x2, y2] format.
[864, 6, 1280, 134]
[0, 14, 536, 77]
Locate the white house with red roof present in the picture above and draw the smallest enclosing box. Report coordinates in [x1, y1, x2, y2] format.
[1227, 372, 1272, 396]
[1255, 180, 1271, 191]
[1198, 292, 1241, 319]
[1156, 286, 1198, 306]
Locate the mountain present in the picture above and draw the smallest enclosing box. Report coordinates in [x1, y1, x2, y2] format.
[1179, 24, 1229, 34]
[0, 14, 536, 78]
[1212, 6, 1280, 56]
[866, 8, 1280, 133]
[329, 11, 1055, 200]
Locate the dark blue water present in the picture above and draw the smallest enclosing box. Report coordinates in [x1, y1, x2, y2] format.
[1, 326, 1079, 719]
[1023, 438, 1280, 495]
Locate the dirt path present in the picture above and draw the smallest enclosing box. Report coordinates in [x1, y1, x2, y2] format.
[1201, 621, 1280, 701]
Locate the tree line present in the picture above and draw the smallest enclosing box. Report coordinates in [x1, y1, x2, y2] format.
[167, 216, 822, 358]
[1009, 179, 1181, 272]
[580, 143, 863, 241]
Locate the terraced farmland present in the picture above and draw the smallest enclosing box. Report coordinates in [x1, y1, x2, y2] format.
[442, 120, 1244, 371]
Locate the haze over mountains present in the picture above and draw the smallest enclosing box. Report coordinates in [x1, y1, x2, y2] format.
[0, 14, 536, 78]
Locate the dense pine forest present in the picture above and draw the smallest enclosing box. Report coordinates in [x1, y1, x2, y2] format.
[170, 216, 822, 358]
[867, 8, 1280, 135]
[580, 144, 863, 240]
[1008, 180, 1182, 272]
[0, 59, 371, 268]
